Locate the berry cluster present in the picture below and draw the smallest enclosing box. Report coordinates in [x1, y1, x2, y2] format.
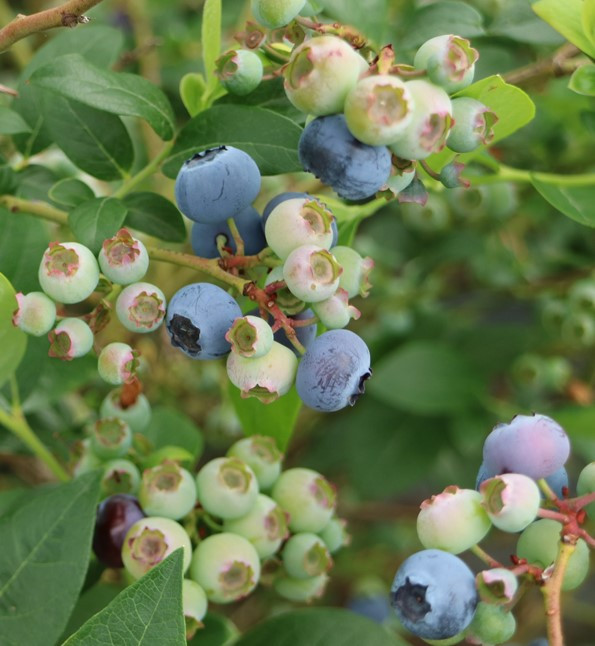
[91, 433, 348, 638]
[390, 413, 594, 644]
[172, 145, 373, 412]
[542, 276, 595, 348]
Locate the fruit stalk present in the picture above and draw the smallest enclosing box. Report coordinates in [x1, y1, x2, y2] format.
[542, 540, 576, 646]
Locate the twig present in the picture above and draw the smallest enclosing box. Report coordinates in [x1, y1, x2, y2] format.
[542, 540, 576, 646]
[503, 43, 584, 87]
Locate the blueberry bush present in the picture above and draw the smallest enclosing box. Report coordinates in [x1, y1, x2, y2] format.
[0, 0, 594, 645]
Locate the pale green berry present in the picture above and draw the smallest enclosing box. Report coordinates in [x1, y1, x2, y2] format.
[48, 318, 94, 360]
[98, 228, 149, 285]
[189, 532, 260, 603]
[139, 461, 197, 520]
[577, 461, 595, 519]
[274, 572, 329, 602]
[121, 516, 192, 579]
[98, 342, 139, 385]
[312, 288, 360, 329]
[319, 517, 349, 554]
[283, 245, 342, 303]
[282, 532, 332, 579]
[38, 241, 99, 304]
[72, 438, 102, 477]
[414, 35, 478, 93]
[12, 292, 56, 336]
[196, 457, 259, 520]
[90, 417, 133, 459]
[216, 49, 263, 96]
[447, 97, 497, 153]
[476, 568, 518, 605]
[182, 579, 208, 640]
[466, 602, 516, 646]
[481, 473, 541, 533]
[251, 0, 306, 28]
[101, 459, 141, 497]
[225, 315, 274, 359]
[223, 493, 289, 558]
[227, 435, 283, 491]
[331, 246, 373, 298]
[100, 389, 152, 432]
[116, 282, 166, 333]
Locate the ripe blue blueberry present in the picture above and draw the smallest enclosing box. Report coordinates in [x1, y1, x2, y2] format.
[191, 206, 266, 259]
[298, 115, 392, 201]
[166, 283, 242, 360]
[174, 147, 261, 224]
[390, 549, 478, 640]
[296, 329, 371, 412]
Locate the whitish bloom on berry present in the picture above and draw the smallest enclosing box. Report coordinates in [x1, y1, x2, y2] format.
[97, 342, 139, 385]
[414, 34, 478, 93]
[98, 228, 149, 285]
[38, 241, 100, 304]
[480, 473, 541, 533]
[283, 245, 342, 303]
[48, 318, 94, 360]
[226, 315, 274, 359]
[476, 568, 518, 605]
[312, 288, 360, 329]
[12, 292, 56, 336]
[116, 282, 166, 333]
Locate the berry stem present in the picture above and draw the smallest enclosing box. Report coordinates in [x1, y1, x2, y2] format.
[538, 477, 559, 501]
[226, 217, 245, 257]
[537, 508, 569, 523]
[113, 140, 175, 199]
[542, 540, 576, 646]
[0, 194, 68, 225]
[571, 491, 595, 510]
[469, 543, 502, 568]
[466, 164, 595, 187]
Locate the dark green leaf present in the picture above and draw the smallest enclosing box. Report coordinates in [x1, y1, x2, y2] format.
[317, 0, 395, 45]
[569, 64, 595, 97]
[533, 0, 595, 58]
[69, 197, 128, 254]
[63, 549, 186, 646]
[143, 407, 204, 460]
[0, 208, 49, 293]
[29, 54, 175, 141]
[369, 341, 480, 415]
[0, 273, 27, 388]
[0, 108, 31, 135]
[41, 96, 134, 180]
[234, 608, 404, 646]
[162, 105, 302, 178]
[123, 192, 187, 243]
[399, 1, 485, 49]
[188, 612, 238, 646]
[61, 582, 124, 641]
[218, 78, 304, 121]
[488, 1, 564, 44]
[0, 488, 27, 518]
[49, 179, 95, 208]
[531, 178, 595, 227]
[0, 472, 101, 646]
[15, 165, 60, 203]
[229, 384, 302, 451]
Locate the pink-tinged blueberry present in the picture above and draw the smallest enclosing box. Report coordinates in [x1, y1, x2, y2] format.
[12, 291, 56, 336]
[414, 35, 478, 93]
[331, 246, 374, 298]
[283, 244, 342, 303]
[98, 228, 149, 285]
[480, 473, 540, 533]
[115, 282, 166, 333]
[312, 288, 360, 329]
[48, 318, 94, 360]
[97, 342, 139, 385]
[476, 568, 518, 605]
[225, 315, 274, 359]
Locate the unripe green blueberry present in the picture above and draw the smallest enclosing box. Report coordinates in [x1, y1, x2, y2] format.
[414, 35, 478, 93]
[465, 602, 516, 645]
[282, 532, 332, 579]
[423, 633, 465, 646]
[541, 299, 567, 334]
[48, 318, 94, 360]
[225, 315, 274, 359]
[98, 228, 149, 285]
[331, 246, 374, 298]
[481, 473, 541, 533]
[417, 486, 491, 554]
[517, 519, 590, 590]
[72, 438, 102, 477]
[577, 461, 595, 517]
[98, 342, 139, 385]
[226, 341, 298, 403]
[283, 245, 342, 303]
[100, 390, 152, 433]
[90, 417, 133, 459]
[511, 353, 547, 390]
[251, 0, 306, 28]
[386, 166, 416, 196]
[101, 459, 141, 497]
[447, 97, 497, 153]
[561, 311, 595, 346]
[223, 493, 289, 558]
[189, 532, 260, 603]
[568, 278, 595, 314]
[216, 49, 263, 96]
[265, 266, 305, 314]
[344, 75, 414, 146]
[139, 461, 197, 520]
[196, 457, 259, 520]
[476, 568, 518, 605]
[38, 241, 99, 304]
[389, 80, 453, 160]
[12, 292, 56, 336]
[312, 288, 360, 329]
[284, 35, 368, 116]
[182, 579, 208, 640]
[400, 194, 451, 233]
[121, 516, 192, 579]
[319, 517, 349, 554]
[227, 435, 283, 491]
[265, 197, 335, 260]
[116, 282, 166, 333]
[271, 467, 336, 533]
[274, 572, 329, 602]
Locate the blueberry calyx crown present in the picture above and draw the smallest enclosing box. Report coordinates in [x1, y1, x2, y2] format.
[392, 577, 431, 621]
[349, 369, 373, 406]
[186, 146, 227, 167]
[168, 314, 201, 355]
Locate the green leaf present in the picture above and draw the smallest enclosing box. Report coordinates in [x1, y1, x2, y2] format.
[234, 608, 405, 646]
[0, 488, 27, 518]
[61, 582, 123, 641]
[229, 384, 302, 451]
[29, 54, 175, 141]
[188, 612, 238, 646]
[0, 273, 27, 389]
[369, 341, 480, 415]
[487, 1, 564, 44]
[15, 165, 60, 203]
[569, 63, 595, 96]
[533, 0, 595, 58]
[399, 1, 485, 49]
[63, 549, 186, 646]
[0, 208, 49, 293]
[218, 78, 303, 121]
[142, 446, 196, 469]
[0, 472, 101, 646]
[180, 72, 207, 117]
[202, 0, 222, 94]
[69, 197, 128, 254]
[41, 95, 134, 180]
[316, 0, 394, 45]
[49, 178, 95, 208]
[584, 0, 595, 47]
[163, 105, 302, 178]
[0, 108, 31, 135]
[143, 407, 204, 460]
[531, 178, 595, 227]
[123, 192, 187, 243]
